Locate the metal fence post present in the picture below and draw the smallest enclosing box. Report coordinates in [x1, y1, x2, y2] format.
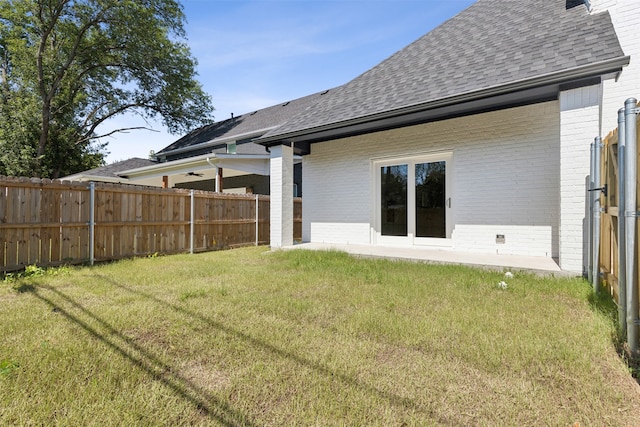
[190, 190, 195, 254]
[589, 141, 595, 283]
[89, 182, 95, 266]
[618, 108, 627, 337]
[593, 137, 602, 294]
[625, 97, 639, 356]
[255, 194, 259, 246]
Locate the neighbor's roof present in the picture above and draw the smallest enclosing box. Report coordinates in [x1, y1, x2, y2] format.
[63, 158, 156, 182]
[155, 90, 331, 157]
[259, 0, 627, 142]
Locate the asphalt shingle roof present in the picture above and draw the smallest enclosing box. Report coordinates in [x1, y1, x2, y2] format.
[156, 90, 331, 156]
[70, 158, 156, 178]
[262, 0, 626, 140]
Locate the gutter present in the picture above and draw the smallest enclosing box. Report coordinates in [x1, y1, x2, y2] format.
[117, 152, 299, 179]
[257, 56, 630, 145]
[118, 153, 272, 177]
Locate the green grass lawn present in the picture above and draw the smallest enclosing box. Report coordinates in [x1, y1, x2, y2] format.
[1, 247, 639, 426]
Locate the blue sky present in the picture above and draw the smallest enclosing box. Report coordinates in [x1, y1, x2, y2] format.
[102, 0, 476, 163]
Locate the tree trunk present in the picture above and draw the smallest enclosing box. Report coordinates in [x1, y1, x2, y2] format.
[37, 99, 51, 178]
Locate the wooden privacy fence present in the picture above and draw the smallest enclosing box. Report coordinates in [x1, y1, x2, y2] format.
[0, 177, 302, 272]
[600, 129, 620, 296]
[599, 102, 640, 300]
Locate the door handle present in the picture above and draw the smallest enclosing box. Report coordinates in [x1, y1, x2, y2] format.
[446, 198, 451, 208]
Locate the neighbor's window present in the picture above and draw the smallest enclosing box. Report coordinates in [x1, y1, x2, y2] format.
[227, 143, 237, 154]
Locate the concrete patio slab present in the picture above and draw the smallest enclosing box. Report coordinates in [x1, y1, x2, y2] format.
[282, 243, 571, 275]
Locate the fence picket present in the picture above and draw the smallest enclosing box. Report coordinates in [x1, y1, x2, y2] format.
[1, 177, 301, 272]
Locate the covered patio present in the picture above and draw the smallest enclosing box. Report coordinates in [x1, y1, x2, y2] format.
[283, 242, 565, 275]
[118, 152, 300, 192]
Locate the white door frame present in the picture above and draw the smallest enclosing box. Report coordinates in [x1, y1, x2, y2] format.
[371, 151, 453, 247]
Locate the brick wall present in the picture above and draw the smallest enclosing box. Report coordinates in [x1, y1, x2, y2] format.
[589, 0, 620, 14]
[303, 101, 562, 258]
[599, 0, 640, 134]
[270, 145, 294, 247]
[559, 85, 601, 273]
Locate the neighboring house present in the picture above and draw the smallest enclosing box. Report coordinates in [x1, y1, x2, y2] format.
[63, 158, 156, 184]
[113, 91, 329, 194]
[64, 91, 325, 193]
[258, 0, 640, 274]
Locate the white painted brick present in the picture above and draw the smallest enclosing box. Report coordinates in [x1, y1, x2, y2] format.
[599, 0, 640, 133]
[589, 0, 619, 13]
[559, 85, 600, 273]
[270, 145, 294, 247]
[308, 223, 370, 245]
[303, 102, 562, 260]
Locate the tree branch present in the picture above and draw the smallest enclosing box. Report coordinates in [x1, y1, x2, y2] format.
[75, 126, 159, 145]
[79, 100, 157, 142]
[47, 5, 112, 101]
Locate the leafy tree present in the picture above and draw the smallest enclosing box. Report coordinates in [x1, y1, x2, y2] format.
[0, 0, 213, 178]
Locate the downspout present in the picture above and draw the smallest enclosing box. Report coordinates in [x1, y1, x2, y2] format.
[206, 157, 220, 192]
[618, 108, 627, 337]
[625, 97, 639, 356]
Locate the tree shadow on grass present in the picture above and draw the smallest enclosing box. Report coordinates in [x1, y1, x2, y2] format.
[29, 283, 256, 426]
[12, 281, 36, 294]
[92, 274, 439, 421]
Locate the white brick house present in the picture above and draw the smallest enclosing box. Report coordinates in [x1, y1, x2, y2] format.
[259, 0, 640, 273]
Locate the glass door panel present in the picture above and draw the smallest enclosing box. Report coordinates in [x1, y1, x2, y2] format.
[381, 164, 408, 236]
[415, 161, 446, 238]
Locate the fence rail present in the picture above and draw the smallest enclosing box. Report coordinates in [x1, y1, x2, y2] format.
[1, 177, 301, 272]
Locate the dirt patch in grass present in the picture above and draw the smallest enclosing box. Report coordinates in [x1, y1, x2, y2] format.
[125, 326, 171, 349]
[178, 359, 230, 393]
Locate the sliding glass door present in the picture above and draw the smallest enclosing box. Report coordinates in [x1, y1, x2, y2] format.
[375, 153, 451, 246]
[415, 161, 446, 238]
[381, 165, 408, 236]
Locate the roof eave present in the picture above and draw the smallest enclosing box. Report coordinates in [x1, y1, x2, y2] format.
[120, 153, 267, 177]
[257, 56, 630, 146]
[118, 152, 301, 179]
[156, 126, 280, 158]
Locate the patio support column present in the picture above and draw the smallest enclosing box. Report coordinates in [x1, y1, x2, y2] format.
[559, 84, 601, 273]
[216, 167, 223, 193]
[270, 144, 294, 248]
